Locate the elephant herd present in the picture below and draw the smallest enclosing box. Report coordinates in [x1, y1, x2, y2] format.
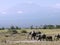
[28, 31, 60, 41]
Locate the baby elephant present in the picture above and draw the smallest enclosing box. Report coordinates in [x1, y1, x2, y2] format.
[46, 36, 53, 41]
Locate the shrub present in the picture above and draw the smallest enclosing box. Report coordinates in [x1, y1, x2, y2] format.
[8, 29, 18, 34]
[21, 30, 27, 33]
[12, 30, 18, 34]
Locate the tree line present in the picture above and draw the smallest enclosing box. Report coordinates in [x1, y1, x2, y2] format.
[0, 25, 60, 30]
[30, 25, 60, 29]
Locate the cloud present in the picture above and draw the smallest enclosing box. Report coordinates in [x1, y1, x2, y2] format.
[52, 3, 60, 9]
[26, 1, 33, 4]
[17, 11, 23, 14]
[1, 12, 7, 14]
[0, 9, 7, 14]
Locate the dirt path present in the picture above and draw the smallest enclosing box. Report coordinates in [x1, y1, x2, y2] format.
[1, 40, 60, 45]
[4, 40, 60, 44]
[6, 40, 40, 43]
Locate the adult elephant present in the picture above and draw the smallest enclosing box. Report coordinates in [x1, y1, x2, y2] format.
[28, 31, 41, 40]
[38, 34, 53, 41]
[38, 34, 46, 41]
[55, 34, 60, 40]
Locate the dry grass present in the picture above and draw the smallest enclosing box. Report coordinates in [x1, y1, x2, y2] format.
[0, 29, 60, 45]
[0, 29, 60, 34]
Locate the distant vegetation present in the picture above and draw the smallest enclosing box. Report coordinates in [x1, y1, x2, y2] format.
[10, 26, 21, 30]
[0, 25, 60, 30]
[29, 25, 60, 29]
[0, 27, 5, 30]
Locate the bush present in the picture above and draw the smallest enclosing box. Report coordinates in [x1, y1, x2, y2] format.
[12, 30, 18, 34]
[8, 29, 18, 34]
[21, 30, 27, 33]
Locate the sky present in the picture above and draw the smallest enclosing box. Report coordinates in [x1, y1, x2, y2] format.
[0, 0, 60, 27]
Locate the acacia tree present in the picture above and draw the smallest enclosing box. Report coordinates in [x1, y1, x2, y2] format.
[10, 26, 15, 29]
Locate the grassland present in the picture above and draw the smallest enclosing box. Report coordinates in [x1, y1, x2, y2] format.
[0, 29, 60, 45]
[0, 29, 60, 34]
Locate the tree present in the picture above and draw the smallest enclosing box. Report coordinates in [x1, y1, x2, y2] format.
[47, 25, 55, 29]
[15, 26, 21, 30]
[43, 25, 47, 29]
[0, 28, 2, 30]
[10, 26, 15, 29]
[30, 25, 34, 29]
[16, 26, 19, 29]
[56, 25, 60, 29]
[2, 27, 5, 30]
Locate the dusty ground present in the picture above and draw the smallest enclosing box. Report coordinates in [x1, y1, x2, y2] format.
[1, 41, 60, 45]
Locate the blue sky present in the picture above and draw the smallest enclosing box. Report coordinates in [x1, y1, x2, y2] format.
[0, 0, 60, 27]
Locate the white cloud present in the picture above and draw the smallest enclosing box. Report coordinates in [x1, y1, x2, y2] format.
[55, 3, 60, 8]
[0, 9, 7, 14]
[26, 1, 33, 4]
[17, 11, 23, 14]
[33, 3, 60, 9]
[52, 3, 60, 9]
[1, 12, 7, 14]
